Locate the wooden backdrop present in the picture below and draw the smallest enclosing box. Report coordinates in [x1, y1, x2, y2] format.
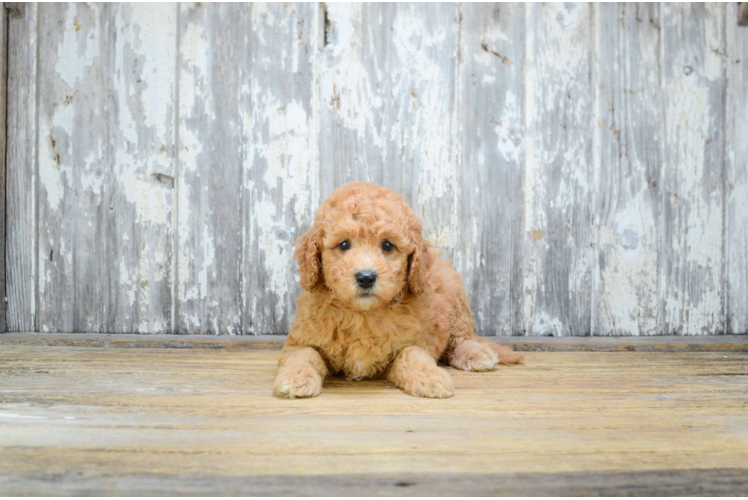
[4, 3, 747, 336]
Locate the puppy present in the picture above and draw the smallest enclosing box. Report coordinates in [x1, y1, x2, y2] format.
[274, 182, 523, 398]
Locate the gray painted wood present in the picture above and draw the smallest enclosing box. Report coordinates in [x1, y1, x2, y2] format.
[726, 3, 748, 335]
[3, 3, 23, 18]
[3, 3, 747, 336]
[660, 3, 726, 335]
[36, 4, 176, 333]
[318, 3, 459, 255]
[176, 3, 317, 335]
[106, 4, 176, 333]
[37, 3, 108, 332]
[455, 4, 525, 335]
[0, 5, 7, 332]
[2, 469, 747, 496]
[594, 4, 662, 335]
[177, 3, 247, 334]
[523, 3, 594, 336]
[5, 3, 37, 332]
[242, 3, 319, 334]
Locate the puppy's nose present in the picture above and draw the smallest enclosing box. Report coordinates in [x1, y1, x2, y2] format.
[355, 270, 377, 289]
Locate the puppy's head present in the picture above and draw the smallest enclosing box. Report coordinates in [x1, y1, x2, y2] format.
[295, 182, 433, 311]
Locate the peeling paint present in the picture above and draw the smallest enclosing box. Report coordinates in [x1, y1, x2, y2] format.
[661, 3, 725, 335]
[594, 4, 661, 336]
[245, 3, 318, 333]
[9, 3, 747, 336]
[523, 3, 594, 336]
[726, 2, 748, 334]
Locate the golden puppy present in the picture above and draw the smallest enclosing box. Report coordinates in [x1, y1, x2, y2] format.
[274, 182, 523, 398]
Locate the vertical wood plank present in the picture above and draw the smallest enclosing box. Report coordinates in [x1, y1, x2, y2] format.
[523, 3, 594, 336]
[0, 5, 8, 332]
[660, 3, 725, 335]
[108, 4, 176, 333]
[6, 3, 37, 331]
[594, 4, 662, 335]
[243, 3, 319, 334]
[37, 3, 107, 332]
[456, 3, 525, 335]
[36, 4, 176, 333]
[726, 3, 748, 334]
[177, 3, 248, 334]
[319, 3, 459, 255]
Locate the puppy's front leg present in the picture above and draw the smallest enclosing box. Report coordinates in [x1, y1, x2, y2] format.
[274, 346, 328, 399]
[387, 346, 454, 398]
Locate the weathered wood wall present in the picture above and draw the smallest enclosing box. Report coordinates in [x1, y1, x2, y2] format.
[0, 4, 8, 334]
[4, 3, 748, 336]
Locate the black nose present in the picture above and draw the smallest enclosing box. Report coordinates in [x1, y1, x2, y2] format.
[355, 270, 377, 289]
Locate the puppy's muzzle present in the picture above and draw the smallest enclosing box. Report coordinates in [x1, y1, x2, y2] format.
[355, 270, 377, 290]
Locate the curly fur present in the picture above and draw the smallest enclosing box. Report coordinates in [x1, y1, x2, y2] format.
[274, 182, 523, 399]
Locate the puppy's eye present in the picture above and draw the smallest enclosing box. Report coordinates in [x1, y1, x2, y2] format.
[382, 241, 394, 252]
[338, 241, 351, 251]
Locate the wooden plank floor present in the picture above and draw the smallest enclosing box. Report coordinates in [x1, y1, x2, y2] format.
[1, 344, 747, 495]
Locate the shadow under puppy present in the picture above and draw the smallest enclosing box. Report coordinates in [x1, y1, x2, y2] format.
[274, 182, 523, 399]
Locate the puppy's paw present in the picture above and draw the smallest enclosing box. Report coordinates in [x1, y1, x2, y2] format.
[273, 368, 323, 399]
[449, 340, 499, 372]
[402, 367, 454, 398]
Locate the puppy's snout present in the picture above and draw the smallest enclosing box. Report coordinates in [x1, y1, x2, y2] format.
[355, 270, 377, 289]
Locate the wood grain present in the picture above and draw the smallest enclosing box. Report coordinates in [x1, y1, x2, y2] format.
[36, 4, 176, 333]
[3, 3, 747, 336]
[0, 4, 7, 332]
[177, 3, 318, 335]
[660, 3, 726, 335]
[726, 3, 748, 334]
[456, 4, 525, 336]
[594, 4, 662, 335]
[243, 3, 319, 335]
[523, 3, 594, 336]
[2, 469, 747, 496]
[319, 3, 459, 254]
[5, 3, 37, 332]
[107, 4, 176, 333]
[176, 3, 247, 334]
[1, 345, 747, 495]
[36, 3, 108, 332]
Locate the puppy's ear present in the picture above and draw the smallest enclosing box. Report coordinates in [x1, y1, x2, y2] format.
[295, 223, 324, 291]
[407, 231, 434, 295]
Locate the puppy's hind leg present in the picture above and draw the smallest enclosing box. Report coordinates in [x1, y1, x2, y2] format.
[447, 337, 499, 372]
[476, 337, 525, 365]
[387, 346, 454, 398]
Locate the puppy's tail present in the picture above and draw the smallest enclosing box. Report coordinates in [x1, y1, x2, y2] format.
[479, 338, 525, 365]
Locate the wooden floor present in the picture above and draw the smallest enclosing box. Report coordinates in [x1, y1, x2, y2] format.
[1, 340, 748, 495]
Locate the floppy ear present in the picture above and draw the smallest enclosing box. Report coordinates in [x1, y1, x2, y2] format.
[295, 223, 324, 291]
[407, 231, 434, 295]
